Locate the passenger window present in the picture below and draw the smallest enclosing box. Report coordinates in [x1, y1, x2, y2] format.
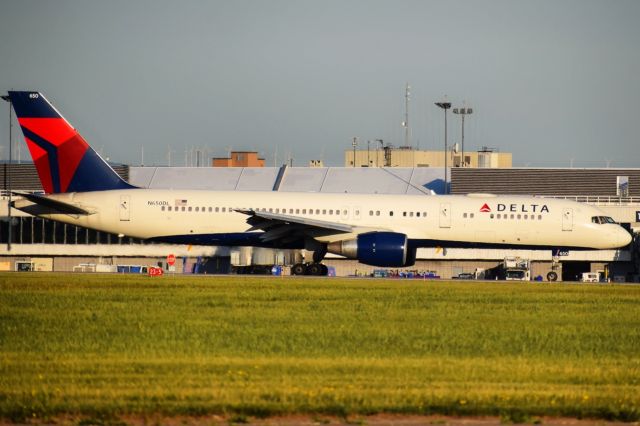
[168, 206, 172, 212]
[222, 207, 226, 212]
[496, 214, 500, 219]
[470, 213, 474, 218]
[181, 206, 186, 212]
[376, 211, 380, 216]
[417, 212, 420, 217]
[403, 212, 407, 217]
[390, 211, 394, 216]
[329, 209, 333, 215]
[302, 209, 307, 214]
[296, 209, 300, 214]
[423, 212, 427, 217]
[208, 207, 212, 212]
[161, 206, 165, 211]
[188, 207, 192, 212]
[538, 215, 542, 220]
[410, 212, 414, 217]
[463, 213, 468, 218]
[195, 207, 199, 212]
[524, 214, 528, 219]
[517, 214, 521, 219]
[490, 213, 494, 219]
[510, 214, 514, 219]
[316, 209, 320, 214]
[369, 210, 374, 216]
[215, 207, 219, 212]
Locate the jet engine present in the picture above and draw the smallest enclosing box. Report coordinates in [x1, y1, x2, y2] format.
[327, 232, 416, 267]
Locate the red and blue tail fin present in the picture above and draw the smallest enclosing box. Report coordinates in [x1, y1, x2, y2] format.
[8, 91, 136, 193]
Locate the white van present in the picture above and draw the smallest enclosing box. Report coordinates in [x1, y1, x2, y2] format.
[581, 272, 599, 282]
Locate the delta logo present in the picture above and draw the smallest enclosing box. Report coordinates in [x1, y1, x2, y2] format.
[479, 203, 550, 213]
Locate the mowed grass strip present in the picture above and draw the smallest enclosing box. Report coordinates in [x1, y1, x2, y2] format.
[1, 273, 639, 421]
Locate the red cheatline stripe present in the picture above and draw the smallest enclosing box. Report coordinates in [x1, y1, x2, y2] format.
[25, 137, 54, 194]
[18, 118, 76, 146]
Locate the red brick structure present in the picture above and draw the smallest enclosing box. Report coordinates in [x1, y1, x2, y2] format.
[211, 151, 265, 167]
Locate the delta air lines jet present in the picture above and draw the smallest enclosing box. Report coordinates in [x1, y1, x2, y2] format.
[6, 91, 632, 276]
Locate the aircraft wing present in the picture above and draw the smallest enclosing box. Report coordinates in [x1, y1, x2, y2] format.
[236, 209, 389, 243]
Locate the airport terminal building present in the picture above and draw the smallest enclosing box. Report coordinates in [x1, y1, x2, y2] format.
[1, 163, 639, 281]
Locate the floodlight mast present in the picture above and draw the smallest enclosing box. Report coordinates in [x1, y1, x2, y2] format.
[352, 137, 358, 167]
[375, 139, 383, 167]
[403, 83, 410, 148]
[435, 99, 451, 194]
[1, 95, 12, 251]
[453, 104, 473, 167]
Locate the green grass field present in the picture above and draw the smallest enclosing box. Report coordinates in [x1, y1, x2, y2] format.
[1, 273, 639, 422]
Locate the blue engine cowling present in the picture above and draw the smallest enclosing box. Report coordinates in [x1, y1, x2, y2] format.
[327, 232, 415, 267]
[358, 232, 412, 267]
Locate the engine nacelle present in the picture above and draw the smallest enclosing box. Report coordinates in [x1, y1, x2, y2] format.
[327, 232, 415, 267]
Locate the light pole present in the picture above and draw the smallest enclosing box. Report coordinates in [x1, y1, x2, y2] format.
[453, 104, 473, 167]
[376, 139, 383, 167]
[352, 137, 358, 167]
[403, 83, 410, 148]
[1, 95, 12, 251]
[367, 140, 370, 167]
[435, 99, 451, 194]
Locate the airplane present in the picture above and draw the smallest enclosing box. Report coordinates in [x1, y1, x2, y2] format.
[5, 91, 632, 276]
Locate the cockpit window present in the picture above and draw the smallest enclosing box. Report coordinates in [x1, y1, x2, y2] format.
[592, 216, 616, 224]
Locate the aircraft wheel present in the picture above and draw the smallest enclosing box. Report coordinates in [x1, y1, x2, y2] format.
[307, 263, 324, 276]
[547, 271, 558, 282]
[291, 263, 307, 276]
[320, 264, 328, 276]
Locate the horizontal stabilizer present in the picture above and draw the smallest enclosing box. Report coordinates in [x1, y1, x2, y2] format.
[11, 191, 90, 215]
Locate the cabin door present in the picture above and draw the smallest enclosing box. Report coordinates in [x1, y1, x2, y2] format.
[439, 203, 451, 228]
[119, 195, 131, 221]
[562, 208, 573, 231]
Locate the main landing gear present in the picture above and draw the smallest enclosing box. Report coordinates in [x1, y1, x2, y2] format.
[291, 262, 328, 276]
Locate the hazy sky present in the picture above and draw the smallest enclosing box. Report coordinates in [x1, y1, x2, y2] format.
[1, 0, 639, 167]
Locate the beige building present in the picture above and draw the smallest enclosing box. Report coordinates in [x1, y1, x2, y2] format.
[344, 147, 512, 168]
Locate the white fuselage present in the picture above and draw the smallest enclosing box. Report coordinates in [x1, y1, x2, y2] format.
[33, 189, 631, 250]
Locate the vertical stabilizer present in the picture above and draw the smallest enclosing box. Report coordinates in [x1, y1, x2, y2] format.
[8, 91, 135, 193]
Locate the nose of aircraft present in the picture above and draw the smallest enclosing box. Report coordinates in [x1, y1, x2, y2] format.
[614, 226, 633, 247]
